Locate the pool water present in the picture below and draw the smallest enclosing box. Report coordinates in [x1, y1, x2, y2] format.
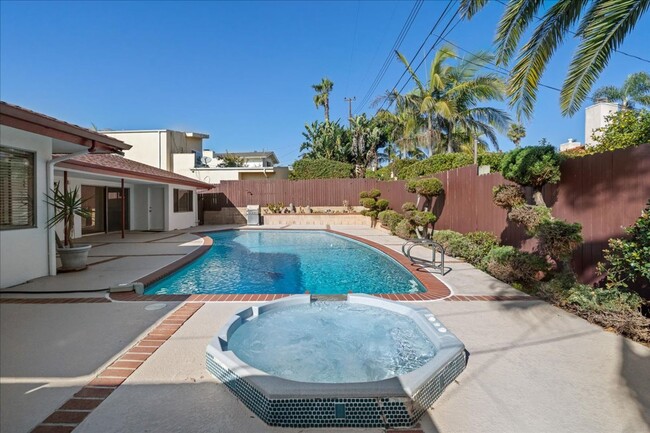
[226, 301, 437, 383]
[146, 230, 425, 295]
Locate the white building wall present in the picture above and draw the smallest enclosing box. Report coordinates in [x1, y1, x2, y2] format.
[102, 131, 168, 169]
[0, 126, 52, 288]
[584, 102, 620, 146]
[166, 184, 199, 230]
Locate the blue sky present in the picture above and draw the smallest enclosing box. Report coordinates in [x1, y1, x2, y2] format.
[1, 1, 648, 165]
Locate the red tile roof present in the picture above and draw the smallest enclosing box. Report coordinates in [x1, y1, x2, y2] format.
[1, 101, 131, 152]
[56, 153, 213, 189]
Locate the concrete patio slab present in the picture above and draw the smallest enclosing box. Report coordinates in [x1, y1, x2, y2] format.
[72, 300, 649, 433]
[0, 301, 179, 433]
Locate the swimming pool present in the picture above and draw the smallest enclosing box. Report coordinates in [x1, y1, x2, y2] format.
[146, 230, 425, 295]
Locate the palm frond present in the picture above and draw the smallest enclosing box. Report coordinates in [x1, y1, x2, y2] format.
[507, 0, 587, 119]
[494, 0, 546, 65]
[561, 0, 650, 116]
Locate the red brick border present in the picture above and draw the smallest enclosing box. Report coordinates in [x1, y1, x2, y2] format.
[29, 302, 204, 433]
[0, 298, 110, 304]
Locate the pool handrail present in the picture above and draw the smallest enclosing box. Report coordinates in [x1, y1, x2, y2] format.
[402, 239, 445, 274]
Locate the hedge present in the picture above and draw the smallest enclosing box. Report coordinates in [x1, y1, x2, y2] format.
[290, 158, 353, 179]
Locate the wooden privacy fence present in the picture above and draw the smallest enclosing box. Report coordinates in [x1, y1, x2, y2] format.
[200, 179, 418, 210]
[200, 144, 650, 286]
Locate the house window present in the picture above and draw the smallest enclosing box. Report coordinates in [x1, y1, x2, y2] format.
[0, 146, 36, 229]
[173, 189, 193, 212]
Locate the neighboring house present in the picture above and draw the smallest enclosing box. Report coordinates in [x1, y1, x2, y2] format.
[0, 102, 211, 288]
[100, 129, 210, 172]
[584, 101, 620, 147]
[102, 129, 289, 184]
[175, 150, 289, 184]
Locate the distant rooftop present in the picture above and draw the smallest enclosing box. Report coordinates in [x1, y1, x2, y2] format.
[212, 151, 279, 164]
[100, 129, 210, 139]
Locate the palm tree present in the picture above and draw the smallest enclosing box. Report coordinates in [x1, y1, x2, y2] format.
[460, 0, 650, 117]
[349, 114, 383, 176]
[507, 122, 526, 148]
[299, 120, 350, 162]
[592, 71, 650, 109]
[396, 46, 510, 154]
[312, 78, 334, 122]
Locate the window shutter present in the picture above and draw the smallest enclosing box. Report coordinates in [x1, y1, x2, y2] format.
[0, 146, 36, 229]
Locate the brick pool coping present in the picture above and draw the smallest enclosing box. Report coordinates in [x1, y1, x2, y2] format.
[0, 228, 536, 304]
[29, 302, 205, 433]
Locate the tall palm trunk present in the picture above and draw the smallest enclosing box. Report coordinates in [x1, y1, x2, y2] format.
[446, 123, 454, 153]
[324, 99, 330, 123]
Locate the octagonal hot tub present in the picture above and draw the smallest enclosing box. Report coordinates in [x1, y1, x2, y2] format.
[206, 295, 467, 429]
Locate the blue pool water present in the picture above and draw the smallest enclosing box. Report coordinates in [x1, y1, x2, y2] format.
[146, 230, 425, 295]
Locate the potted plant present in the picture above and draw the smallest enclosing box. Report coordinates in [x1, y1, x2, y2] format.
[45, 182, 92, 271]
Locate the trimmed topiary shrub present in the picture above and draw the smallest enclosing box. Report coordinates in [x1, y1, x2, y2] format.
[290, 158, 353, 179]
[499, 146, 561, 206]
[492, 184, 525, 209]
[376, 199, 389, 211]
[395, 219, 415, 239]
[359, 189, 388, 223]
[406, 178, 444, 198]
[484, 246, 550, 284]
[378, 210, 404, 233]
[507, 204, 552, 232]
[401, 202, 417, 212]
[535, 220, 583, 266]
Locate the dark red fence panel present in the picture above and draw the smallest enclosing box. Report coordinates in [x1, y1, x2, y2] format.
[200, 144, 650, 286]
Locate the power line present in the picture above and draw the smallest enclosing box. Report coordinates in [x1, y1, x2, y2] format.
[374, 1, 455, 111]
[431, 33, 601, 103]
[379, 8, 462, 111]
[355, 0, 424, 114]
[491, 0, 650, 64]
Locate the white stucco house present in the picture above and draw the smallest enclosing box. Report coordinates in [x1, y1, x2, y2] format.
[100, 129, 289, 184]
[0, 102, 211, 288]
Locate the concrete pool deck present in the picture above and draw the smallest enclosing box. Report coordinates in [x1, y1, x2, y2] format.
[1, 225, 648, 432]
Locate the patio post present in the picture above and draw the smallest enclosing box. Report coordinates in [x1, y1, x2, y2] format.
[121, 178, 125, 239]
[63, 170, 68, 246]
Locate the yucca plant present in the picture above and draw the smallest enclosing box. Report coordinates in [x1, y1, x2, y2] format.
[44, 182, 91, 248]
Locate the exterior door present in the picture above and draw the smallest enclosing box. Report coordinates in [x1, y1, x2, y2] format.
[148, 187, 165, 231]
[107, 187, 130, 232]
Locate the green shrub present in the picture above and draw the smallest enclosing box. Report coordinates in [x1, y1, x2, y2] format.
[430, 230, 465, 252]
[535, 220, 583, 263]
[376, 199, 389, 211]
[465, 231, 500, 259]
[589, 109, 650, 153]
[401, 202, 417, 212]
[359, 189, 387, 221]
[477, 152, 504, 173]
[359, 197, 376, 209]
[395, 219, 415, 239]
[507, 204, 551, 232]
[365, 166, 392, 180]
[598, 200, 650, 290]
[378, 210, 404, 233]
[290, 158, 353, 179]
[484, 246, 549, 284]
[500, 146, 561, 188]
[492, 184, 525, 209]
[406, 177, 444, 198]
[398, 152, 504, 179]
[410, 211, 437, 227]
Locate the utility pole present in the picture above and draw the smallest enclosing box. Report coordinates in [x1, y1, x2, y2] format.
[344, 96, 356, 126]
